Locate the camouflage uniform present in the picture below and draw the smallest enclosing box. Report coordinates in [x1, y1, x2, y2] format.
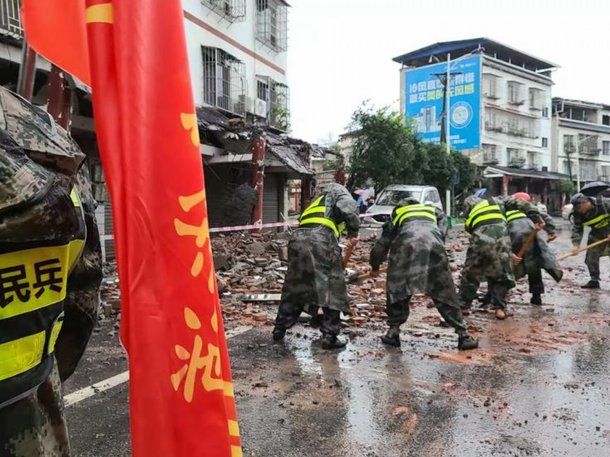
[369, 202, 475, 348]
[0, 87, 102, 457]
[571, 195, 610, 283]
[273, 183, 359, 343]
[458, 196, 543, 310]
[507, 211, 562, 303]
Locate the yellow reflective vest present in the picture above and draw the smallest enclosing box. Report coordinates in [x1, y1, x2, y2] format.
[0, 188, 85, 407]
[582, 212, 610, 230]
[391, 203, 437, 226]
[298, 194, 344, 237]
[465, 199, 506, 232]
[506, 210, 527, 223]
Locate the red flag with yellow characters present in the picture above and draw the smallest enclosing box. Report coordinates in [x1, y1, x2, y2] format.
[22, 1, 242, 456]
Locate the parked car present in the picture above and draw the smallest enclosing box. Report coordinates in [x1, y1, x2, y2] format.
[562, 203, 574, 223]
[364, 185, 446, 235]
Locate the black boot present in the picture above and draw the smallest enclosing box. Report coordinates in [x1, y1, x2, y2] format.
[460, 301, 472, 315]
[530, 293, 542, 305]
[321, 334, 347, 350]
[479, 292, 491, 307]
[458, 334, 479, 350]
[309, 314, 322, 328]
[581, 280, 600, 289]
[381, 327, 401, 347]
[272, 327, 286, 342]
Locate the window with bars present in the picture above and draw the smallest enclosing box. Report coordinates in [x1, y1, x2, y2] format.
[201, 0, 246, 22]
[202, 47, 246, 116]
[0, 0, 23, 37]
[256, 76, 290, 131]
[256, 0, 288, 52]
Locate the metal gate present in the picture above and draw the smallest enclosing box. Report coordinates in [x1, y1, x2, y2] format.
[263, 174, 280, 224]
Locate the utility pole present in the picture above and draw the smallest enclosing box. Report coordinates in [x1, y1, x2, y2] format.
[433, 54, 460, 217]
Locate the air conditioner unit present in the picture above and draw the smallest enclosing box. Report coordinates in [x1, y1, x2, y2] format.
[254, 98, 268, 118]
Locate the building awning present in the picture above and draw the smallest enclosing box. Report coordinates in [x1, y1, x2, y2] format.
[196, 106, 335, 177]
[483, 165, 570, 181]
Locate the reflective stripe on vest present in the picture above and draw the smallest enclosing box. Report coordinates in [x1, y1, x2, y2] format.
[583, 212, 610, 229]
[0, 190, 85, 385]
[392, 204, 437, 226]
[506, 210, 527, 223]
[299, 194, 341, 237]
[465, 199, 506, 231]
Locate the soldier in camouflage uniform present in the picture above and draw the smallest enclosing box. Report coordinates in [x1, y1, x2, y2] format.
[369, 198, 478, 350]
[569, 192, 610, 289]
[458, 193, 544, 319]
[273, 183, 360, 349]
[504, 192, 562, 305]
[0, 87, 102, 457]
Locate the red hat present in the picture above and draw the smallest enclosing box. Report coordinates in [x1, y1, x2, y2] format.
[513, 192, 531, 201]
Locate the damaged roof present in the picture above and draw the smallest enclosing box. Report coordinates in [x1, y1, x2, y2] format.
[196, 107, 335, 176]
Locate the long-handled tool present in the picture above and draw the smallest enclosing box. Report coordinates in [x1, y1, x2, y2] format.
[557, 237, 610, 261]
[348, 267, 387, 284]
[343, 240, 357, 268]
[512, 228, 540, 265]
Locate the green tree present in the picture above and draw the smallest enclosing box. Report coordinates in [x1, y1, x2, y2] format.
[346, 105, 424, 191]
[346, 104, 476, 198]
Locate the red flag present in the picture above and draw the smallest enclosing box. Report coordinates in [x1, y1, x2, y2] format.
[21, 0, 91, 86]
[23, 1, 242, 456]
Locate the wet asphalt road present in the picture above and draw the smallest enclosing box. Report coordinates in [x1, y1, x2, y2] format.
[63, 220, 610, 456]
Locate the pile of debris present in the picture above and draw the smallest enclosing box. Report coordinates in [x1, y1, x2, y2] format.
[212, 231, 290, 326]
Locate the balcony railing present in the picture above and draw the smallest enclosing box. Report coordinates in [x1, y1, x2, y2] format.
[0, 0, 23, 38]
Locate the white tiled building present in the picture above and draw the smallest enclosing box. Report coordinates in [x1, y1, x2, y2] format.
[394, 38, 556, 172]
[551, 98, 610, 185]
[183, 0, 290, 131]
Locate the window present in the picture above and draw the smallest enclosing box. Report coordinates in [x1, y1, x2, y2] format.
[507, 148, 524, 167]
[542, 107, 549, 118]
[256, 76, 290, 131]
[603, 141, 610, 155]
[202, 47, 246, 115]
[542, 137, 548, 148]
[528, 88, 543, 110]
[482, 144, 498, 163]
[603, 115, 610, 126]
[423, 190, 441, 204]
[563, 135, 575, 153]
[201, 0, 246, 22]
[483, 74, 499, 99]
[0, 0, 23, 37]
[527, 151, 537, 168]
[507, 82, 523, 105]
[256, 0, 288, 52]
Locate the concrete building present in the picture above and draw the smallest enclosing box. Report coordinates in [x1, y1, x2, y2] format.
[184, 0, 290, 131]
[551, 97, 610, 186]
[393, 38, 570, 211]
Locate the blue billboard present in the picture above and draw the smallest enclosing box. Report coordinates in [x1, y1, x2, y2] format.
[405, 56, 481, 150]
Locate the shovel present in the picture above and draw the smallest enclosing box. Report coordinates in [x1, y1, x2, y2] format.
[557, 236, 610, 261]
[512, 228, 540, 265]
[347, 267, 387, 284]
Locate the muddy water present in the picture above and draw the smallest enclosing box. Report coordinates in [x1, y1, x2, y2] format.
[231, 221, 610, 456]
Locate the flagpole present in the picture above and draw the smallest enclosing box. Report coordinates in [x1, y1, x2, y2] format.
[445, 52, 451, 217]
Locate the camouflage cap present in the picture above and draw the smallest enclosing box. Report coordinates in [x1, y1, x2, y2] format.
[0, 87, 85, 179]
[570, 192, 589, 206]
[0, 141, 53, 214]
[463, 195, 482, 212]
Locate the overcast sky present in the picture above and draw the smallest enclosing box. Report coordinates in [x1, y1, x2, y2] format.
[287, 0, 610, 144]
